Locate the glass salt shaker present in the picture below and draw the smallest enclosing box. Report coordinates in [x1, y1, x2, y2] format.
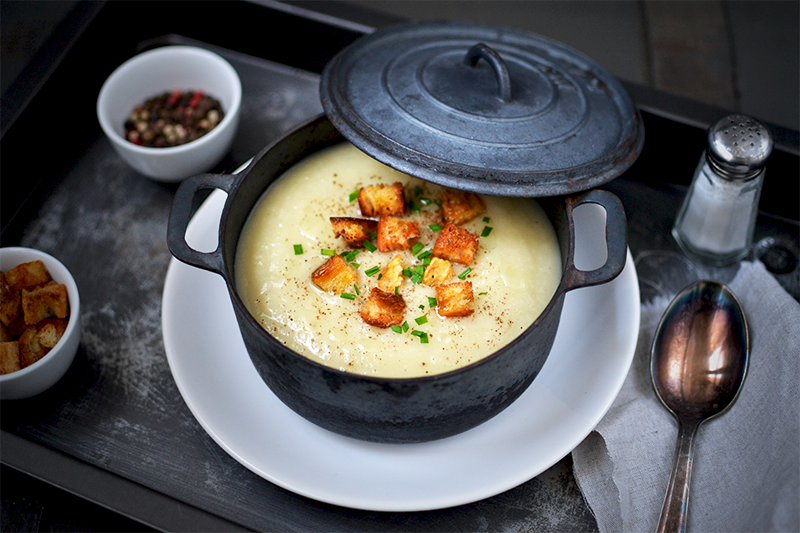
[672, 114, 773, 266]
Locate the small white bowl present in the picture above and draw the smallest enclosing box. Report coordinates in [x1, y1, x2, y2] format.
[96, 46, 242, 182]
[0, 248, 81, 400]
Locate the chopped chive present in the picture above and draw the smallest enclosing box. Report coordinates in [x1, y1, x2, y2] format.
[483, 217, 491, 223]
[368, 231, 377, 240]
[351, 262, 360, 269]
[391, 325, 403, 334]
[415, 315, 428, 325]
[340, 292, 356, 300]
[321, 249, 336, 256]
[418, 197, 433, 206]
[481, 226, 493, 237]
[378, 273, 383, 280]
[412, 242, 424, 255]
[414, 186, 423, 197]
[402, 321, 410, 332]
[365, 266, 381, 277]
[458, 267, 472, 280]
[423, 257, 432, 266]
[411, 330, 429, 343]
[428, 296, 438, 307]
[417, 249, 432, 259]
[408, 266, 424, 284]
[363, 240, 377, 252]
[409, 201, 420, 213]
[341, 250, 360, 262]
[293, 244, 304, 255]
[353, 283, 360, 296]
[395, 286, 399, 295]
[429, 224, 442, 232]
[419, 304, 425, 310]
[478, 291, 488, 295]
[349, 190, 359, 202]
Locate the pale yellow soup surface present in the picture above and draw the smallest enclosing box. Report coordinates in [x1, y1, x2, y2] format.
[235, 142, 562, 378]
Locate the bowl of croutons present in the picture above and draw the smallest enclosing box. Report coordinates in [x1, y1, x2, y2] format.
[0, 248, 81, 400]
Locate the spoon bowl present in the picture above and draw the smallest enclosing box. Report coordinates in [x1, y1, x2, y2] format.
[651, 280, 749, 532]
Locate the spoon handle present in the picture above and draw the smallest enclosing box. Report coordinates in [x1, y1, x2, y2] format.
[657, 420, 699, 533]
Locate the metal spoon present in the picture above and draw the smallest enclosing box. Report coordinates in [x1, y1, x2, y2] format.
[650, 280, 749, 533]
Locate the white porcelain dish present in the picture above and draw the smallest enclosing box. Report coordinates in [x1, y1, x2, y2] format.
[96, 45, 241, 182]
[0, 247, 81, 400]
[162, 190, 640, 511]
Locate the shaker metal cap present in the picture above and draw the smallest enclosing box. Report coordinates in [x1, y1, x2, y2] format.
[320, 21, 644, 197]
[707, 114, 773, 179]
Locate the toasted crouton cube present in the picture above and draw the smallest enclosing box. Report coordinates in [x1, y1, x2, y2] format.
[18, 327, 47, 368]
[0, 341, 20, 374]
[35, 318, 68, 349]
[22, 281, 69, 325]
[0, 274, 21, 327]
[422, 257, 454, 287]
[358, 182, 405, 217]
[312, 255, 358, 294]
[5, 260, 52, 290]
[377, 216, 420, 252]
[378, 255, 406, 292]
[441, 189, 486, 226]
[436, 281, 474, 317]
[330, 217, 378, 247]
[432, 223, 479, 265]
[360, 288, 406, 328]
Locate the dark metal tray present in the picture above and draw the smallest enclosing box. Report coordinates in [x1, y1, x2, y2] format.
[1, 2, 797, 531]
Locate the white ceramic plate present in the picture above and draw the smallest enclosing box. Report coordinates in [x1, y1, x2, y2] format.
[162, 189, 640, 511]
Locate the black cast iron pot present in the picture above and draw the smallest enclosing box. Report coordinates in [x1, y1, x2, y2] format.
[167, 114, 628, 444]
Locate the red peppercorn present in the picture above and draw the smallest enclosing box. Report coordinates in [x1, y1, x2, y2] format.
[168, 89, 182, 107]
[189, 91, 204, 108]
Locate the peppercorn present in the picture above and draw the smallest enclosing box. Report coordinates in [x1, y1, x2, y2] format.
[123, 89, 225, 148]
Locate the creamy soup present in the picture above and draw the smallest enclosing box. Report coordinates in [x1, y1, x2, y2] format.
[235, 142, 561, 378]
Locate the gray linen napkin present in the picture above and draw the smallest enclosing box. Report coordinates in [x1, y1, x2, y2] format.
[572, 260, 800, 532]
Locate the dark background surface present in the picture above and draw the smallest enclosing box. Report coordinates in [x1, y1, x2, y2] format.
[3, 1, 798, 131]
[0, 1, 800, 532]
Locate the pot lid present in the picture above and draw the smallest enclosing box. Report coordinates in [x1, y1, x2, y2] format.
[320, 21, 644, 197]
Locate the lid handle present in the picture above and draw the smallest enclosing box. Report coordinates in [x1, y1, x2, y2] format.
[463, 43, 512, 102]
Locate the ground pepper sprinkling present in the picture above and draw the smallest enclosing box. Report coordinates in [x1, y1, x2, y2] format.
[124, 89, 225, 147]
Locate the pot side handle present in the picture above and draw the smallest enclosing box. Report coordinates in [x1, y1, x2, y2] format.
[167, 173, 236, 276]
[562, 189, 628, 291]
